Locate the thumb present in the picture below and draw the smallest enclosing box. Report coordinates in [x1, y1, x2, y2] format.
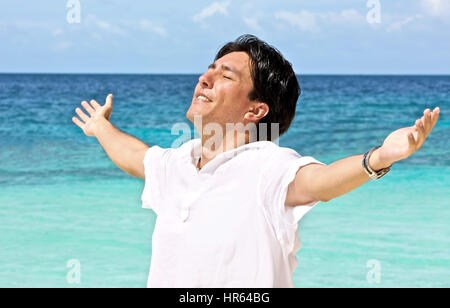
[105, 93, 113, 108]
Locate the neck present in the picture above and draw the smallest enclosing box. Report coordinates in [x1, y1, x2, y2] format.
[198, 130, 251, 169]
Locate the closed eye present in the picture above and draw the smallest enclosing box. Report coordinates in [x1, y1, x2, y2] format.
[223, 75, 233, 80]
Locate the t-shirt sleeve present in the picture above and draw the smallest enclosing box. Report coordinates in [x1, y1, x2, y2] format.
[141, 145, 172, 215]
[258, 147, 326, 254]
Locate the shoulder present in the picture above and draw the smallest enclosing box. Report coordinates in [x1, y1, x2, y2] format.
[258, 142, 303, 163]
[233, 142, 305, 171]
[145, 138, 198, 160]
[258, 143, 325, 183]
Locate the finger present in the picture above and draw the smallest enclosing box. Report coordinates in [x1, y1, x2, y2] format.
[90, 99, 101, 110]
[422, 109, 431, 133]
[75, 107, 90, 122]
[72, 116, 84, 128]
[430, 107, 440, 131]
[105, 94, 113, 107]
[415, 119, 426, 148]
[81, 101, 95, 115]
[408, 131, 416, 150]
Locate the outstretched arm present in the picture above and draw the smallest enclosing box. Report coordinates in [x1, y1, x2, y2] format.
[72, 94, 149, 179]
[286, 107, 441, 206]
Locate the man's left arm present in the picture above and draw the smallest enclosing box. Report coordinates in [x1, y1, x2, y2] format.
[285, 107, 440, 206]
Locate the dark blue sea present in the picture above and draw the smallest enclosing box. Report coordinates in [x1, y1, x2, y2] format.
[0, 74, 449, 287]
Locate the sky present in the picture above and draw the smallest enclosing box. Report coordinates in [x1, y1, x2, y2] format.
[0, 0, 449, 74]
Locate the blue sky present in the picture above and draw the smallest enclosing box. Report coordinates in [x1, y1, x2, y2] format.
[0, 0, 449, 74]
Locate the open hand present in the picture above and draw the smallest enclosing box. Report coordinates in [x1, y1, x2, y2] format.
[372, 107, 440, 169]
[72, 94, 114, 137]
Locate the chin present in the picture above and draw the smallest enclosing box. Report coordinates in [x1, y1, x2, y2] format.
[186, 102, 211, 122]
[186, 109, 194, 123]
[186, 105, 202, 123]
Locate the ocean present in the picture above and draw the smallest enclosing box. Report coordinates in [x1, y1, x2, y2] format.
[0, 74, 449, 287]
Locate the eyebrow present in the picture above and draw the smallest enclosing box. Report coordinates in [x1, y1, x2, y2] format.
[208, 63, 240, 76]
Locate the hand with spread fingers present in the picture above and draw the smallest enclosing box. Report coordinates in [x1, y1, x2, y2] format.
[70, 93, 149, 179]
[72, 94, 114, 137]
[289, 106, 442, 206]
[370, 107, 441, 170]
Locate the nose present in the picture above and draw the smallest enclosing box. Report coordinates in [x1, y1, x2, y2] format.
[199, 71, 213, 89]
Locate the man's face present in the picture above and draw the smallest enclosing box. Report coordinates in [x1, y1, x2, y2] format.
[186, 52, 255, 128]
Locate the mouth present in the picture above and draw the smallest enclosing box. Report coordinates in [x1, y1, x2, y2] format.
[194, 93, 213, 103]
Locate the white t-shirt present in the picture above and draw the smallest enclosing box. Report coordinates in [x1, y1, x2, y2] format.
[141, 138, 325, 288]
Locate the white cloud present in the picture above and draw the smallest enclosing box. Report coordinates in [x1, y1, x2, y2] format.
[97, 20, 124, 35]
[386, 15, 423, 32]
[421, 0, 450, 17]
[86, 15, 126, 35]
[275, 10, 318, 32]
[52, 28, 64, 37]
[338, 9, 365, 23]
[319, 9, 366, 25]
[96, 20, 110, 30]
[193, 1, 231, 22]
[243, 16, 262, 31]
[275, 9, 365, 32]
[140, 19, 167, 37]
[53, 40, 73, 51]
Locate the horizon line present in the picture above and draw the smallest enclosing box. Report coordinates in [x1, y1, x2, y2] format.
[1, 72, 450, 76]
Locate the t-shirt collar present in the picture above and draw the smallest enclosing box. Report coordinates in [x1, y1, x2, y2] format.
[189, 138, 273, 174]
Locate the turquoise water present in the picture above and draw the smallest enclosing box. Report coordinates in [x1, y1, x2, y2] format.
[0, 74, 449, 287]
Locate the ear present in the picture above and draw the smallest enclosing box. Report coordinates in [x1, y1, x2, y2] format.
[244, 103, 269, 122]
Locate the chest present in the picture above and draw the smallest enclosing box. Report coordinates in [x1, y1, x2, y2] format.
[157, 169, 264, 245]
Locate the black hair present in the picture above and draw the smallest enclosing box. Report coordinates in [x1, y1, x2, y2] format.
[215, 34, 300, 141]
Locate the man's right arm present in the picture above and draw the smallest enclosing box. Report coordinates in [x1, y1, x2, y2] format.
[72, 94, 149, 179]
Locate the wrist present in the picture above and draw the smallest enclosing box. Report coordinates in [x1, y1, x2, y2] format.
[92, 117, 112, 137]
[368, 148, 391, 171]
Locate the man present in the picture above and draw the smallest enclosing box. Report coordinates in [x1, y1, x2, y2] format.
[72, 35, 440, 287]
